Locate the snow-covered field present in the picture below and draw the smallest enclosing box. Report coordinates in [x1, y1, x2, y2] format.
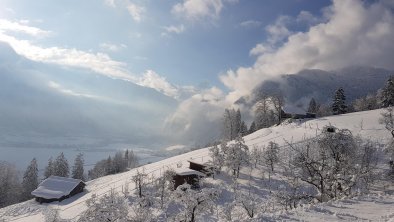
[1, 109, 393, 221]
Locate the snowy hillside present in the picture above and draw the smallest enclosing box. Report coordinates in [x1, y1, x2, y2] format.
[1, 109, 393, 221]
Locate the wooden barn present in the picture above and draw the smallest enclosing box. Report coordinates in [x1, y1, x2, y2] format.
[31, 176, 86, 203]
[188, 160, 214, 176]
[173, 168, 206, 189]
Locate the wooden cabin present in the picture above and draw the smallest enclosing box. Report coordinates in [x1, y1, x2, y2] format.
[188, 160, 214, 176]
[31, 176, 86, 203]
[173, 168, 206, 189]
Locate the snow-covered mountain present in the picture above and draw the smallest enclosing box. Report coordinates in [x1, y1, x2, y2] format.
[0, 42, 177, 149]
[1, 109, 393, 221]
[237, 66, 393, 109]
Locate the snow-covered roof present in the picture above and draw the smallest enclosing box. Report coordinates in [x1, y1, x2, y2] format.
[174, 168, 206, 177]
[187, 158, 210, 165]
[31, 176, 85, 199]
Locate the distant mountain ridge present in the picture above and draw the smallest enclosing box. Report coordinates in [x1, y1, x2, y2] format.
[237, 66, 393, 110]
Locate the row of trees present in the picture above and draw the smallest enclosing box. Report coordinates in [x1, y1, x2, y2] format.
[88, 149, 138, 180]
[222, 108, 248, 141]
[0, 153, 83, 208]
[0, 150, 139, 208]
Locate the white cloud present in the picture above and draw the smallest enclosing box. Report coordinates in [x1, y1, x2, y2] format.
[99, 42, 127, 52]
[172, 0, 223, 21]
[48, 81, 101, 99]
[0, 19, 51, 37]
[162, 24, 185, 36]
[239, 20, 261, 28]
[137, 70, 179, 98]
[126, 2, 145, 22]
[265, 15, 292, 45]
[296, 11, 322, 25]
[104, 0, 145, 22]
[0, 26, 135, 82]
[165, 87, 227, 144]
[104, 0, 116, 7]
[220, 0, 394, 103]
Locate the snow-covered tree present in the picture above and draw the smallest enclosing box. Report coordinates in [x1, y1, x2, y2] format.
[0, 161, 21, 208]
[250, 146, 263, 168]
[222, 108, 243, 141]
[240, 121, 248, 136]
[124, 149, 138, 169]
[132, 169, 148, 198]
[332, 87, 347, 115]
[290, 127, 377, 202]
[53, 152, 69, 177]
[264, 141, 280, 172]
[21, 158, 39, 200]
[78, 190, 129, 222]
[156, 169, 176, 209]
[72, 153, 85, 181]
[170, 184, 219, 222]
[44, 157, 54, 179]
[208, 144, 225, 174]
[113, 151, 126, 174]
[379, 107, 394, 176]
[88, 159, 107, 180]
[353, 93, 378, 111]
[222, 136, 249, 178]
[271, 94, 285, 125]
[307, 98, 319, 113]
[379, 76, 394, 107]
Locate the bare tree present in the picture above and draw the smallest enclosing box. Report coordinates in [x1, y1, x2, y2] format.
[289, 127, 377, 202]
[263, 141, 280, 172]
[171, 184, 219, 222]
[132, 169, 148, 198]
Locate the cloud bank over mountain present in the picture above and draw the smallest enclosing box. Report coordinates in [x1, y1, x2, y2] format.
[220, 0, 394, 102]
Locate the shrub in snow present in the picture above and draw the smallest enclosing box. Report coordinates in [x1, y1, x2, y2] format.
[289, 126, 377, 202]
[169, 184, 219, 222]
[78, 190, 129, 222]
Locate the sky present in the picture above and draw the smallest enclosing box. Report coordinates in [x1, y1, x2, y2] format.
[1, 0, 394, 146]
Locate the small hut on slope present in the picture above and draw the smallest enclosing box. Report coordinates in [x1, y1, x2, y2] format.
[31, 176, 85, 203]
[173, 168, 206, 189]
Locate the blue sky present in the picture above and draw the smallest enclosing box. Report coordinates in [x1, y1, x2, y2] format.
[0, 0, 331, 88]
[1, 0, 394, 146]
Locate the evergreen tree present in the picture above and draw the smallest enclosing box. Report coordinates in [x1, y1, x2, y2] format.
[235, 109, 242, 137]
[0, 161, 22, 208]
[332, 87, 347, 115]
[249, 121, 256, 134]
[44, 157, 54, 178]
[240, 121, 248, 136]
[307, 98, 319, 113]
[380, 76, 394, 107]
[21, 158, 39, 200]
[53, 152, 69, 177]
[72, 153, 85, 181]
[222, 108, 243, 141]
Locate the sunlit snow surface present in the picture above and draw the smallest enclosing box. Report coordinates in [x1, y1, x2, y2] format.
[1, 109, 393, 221]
